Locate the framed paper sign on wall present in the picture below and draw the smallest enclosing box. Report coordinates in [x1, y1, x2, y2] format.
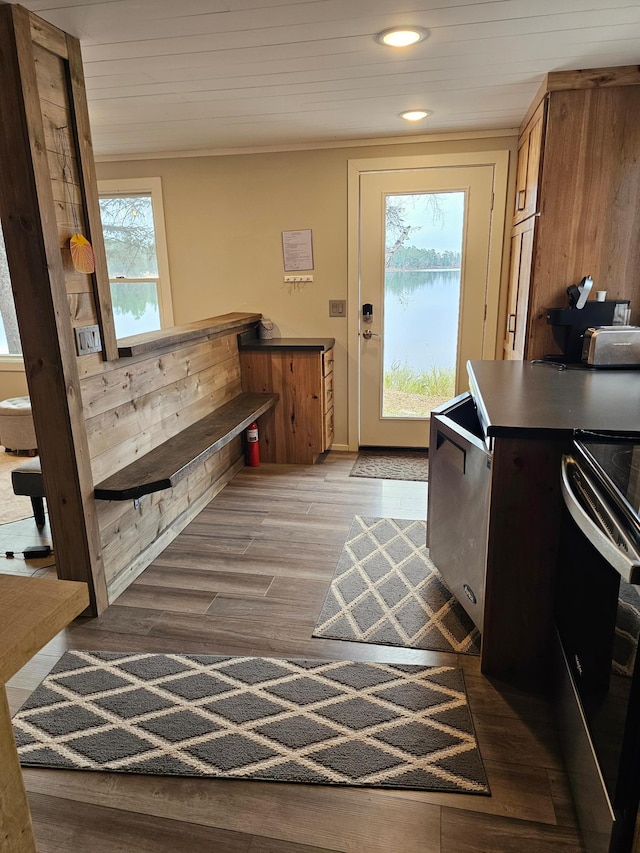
[282, 229, 314, 271]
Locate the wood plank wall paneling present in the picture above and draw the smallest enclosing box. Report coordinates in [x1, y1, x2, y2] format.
[84, 336, 242, 483]
[66, 31, 118, 361]
[32, 42, 68, 109]
[2, 7, 256, 612]
[32, 39, 101, 343]
[68, 292, 98, 327]
[80, 334, 237, 417]
[5, 1, 260, 613]
[83, 328, 249, 599]
[106, 446, 244, 602]
[102, 440, 240, 588]
[0, 5, 108, 613]
[88, 365, 241, 484]
[29, 12, 67, 59]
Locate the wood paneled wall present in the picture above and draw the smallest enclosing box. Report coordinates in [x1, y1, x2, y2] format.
[29, 13, 117, 361]
[0, 4, 108, 613]
[0, 5, 259, 611]
[80, 330, 248, 599]
[35, 44, 96, 332]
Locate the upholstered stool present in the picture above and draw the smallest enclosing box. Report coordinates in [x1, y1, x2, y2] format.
[11, 457, 46, 528]
[0, 396, 37, 454]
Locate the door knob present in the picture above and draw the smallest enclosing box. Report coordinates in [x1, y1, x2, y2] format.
[362, 329, 381, 340]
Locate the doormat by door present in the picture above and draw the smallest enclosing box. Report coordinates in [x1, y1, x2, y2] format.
[313, 517, 480, 655]
[13, 650, 489, 795]
[350, 449, 428, 482]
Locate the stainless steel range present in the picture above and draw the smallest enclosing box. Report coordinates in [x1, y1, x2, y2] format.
[556, 433, 640, 853]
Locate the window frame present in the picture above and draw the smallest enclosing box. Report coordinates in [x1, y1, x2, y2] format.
[0, 227, 24, 370]
[0, 176, 174, 369]
[98, 176, 174, 335]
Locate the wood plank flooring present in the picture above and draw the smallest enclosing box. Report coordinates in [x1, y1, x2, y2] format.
[3, 451, 585, 852]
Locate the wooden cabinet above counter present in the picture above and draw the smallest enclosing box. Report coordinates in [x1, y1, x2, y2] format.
[239, 336, 335, 464]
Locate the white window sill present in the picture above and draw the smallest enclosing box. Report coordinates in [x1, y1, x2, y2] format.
[0, 357, 25, 372]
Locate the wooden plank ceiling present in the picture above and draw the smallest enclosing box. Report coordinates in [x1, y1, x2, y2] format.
[11, 0, 640, 157]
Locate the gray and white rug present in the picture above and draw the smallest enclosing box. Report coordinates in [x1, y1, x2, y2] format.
[313, 517, 480, 655]
[350, 450, 429, 482]
[13, 650, 489, 794]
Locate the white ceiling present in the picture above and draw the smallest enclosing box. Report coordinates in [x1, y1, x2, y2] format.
[14, 0, 640, 158]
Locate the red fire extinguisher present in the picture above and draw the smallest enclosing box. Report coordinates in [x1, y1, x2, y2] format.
[246, 421, 259, 467]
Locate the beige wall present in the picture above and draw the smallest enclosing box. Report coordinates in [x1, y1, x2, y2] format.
[0, 366, 28, 400]
[97, 134, 517, 448]
[1, 133, 518, 443]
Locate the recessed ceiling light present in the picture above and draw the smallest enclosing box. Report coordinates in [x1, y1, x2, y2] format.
[376, 27, 428, 48]
[401, 110, 431, 122]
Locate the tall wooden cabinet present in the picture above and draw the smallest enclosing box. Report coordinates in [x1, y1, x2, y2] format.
[503, 67, 640, 361]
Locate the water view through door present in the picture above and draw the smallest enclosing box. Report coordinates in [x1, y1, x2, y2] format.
[359, 165, 495, 447]
[384, 192, 464, 418]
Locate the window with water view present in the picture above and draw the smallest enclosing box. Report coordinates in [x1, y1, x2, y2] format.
[98, 193, 162, 338]
[383, 191, 464, 417]
[0, 192, 166, 355]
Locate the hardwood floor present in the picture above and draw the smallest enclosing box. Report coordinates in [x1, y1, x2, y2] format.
[4, 451, 584, 852]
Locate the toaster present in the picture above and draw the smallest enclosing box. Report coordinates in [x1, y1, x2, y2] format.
[581, 326, 640, 368]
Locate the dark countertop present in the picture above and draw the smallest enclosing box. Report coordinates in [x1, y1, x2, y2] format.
[238, 334, 335, 352]
[468, 360, 640, 439]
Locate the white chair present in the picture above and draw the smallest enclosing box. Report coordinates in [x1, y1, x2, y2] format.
[0, 396, 37, 454]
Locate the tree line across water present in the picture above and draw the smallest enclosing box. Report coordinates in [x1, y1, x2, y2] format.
[386, 245, 461, 270]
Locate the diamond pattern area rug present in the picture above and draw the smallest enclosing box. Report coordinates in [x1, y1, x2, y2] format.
[13, 651, 489, 795]
[313, 517, 480, 655]
[350, 450, 428, 482]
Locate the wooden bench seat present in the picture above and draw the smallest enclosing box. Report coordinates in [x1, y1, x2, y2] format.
[94, 391, 277, 501]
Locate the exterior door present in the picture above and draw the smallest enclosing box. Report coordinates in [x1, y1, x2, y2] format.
[359, 165, 495, 447]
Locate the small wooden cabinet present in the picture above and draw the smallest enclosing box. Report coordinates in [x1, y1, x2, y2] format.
[239, 339, 335, 464]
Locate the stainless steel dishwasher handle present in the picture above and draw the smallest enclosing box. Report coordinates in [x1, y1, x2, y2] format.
[561, 456, 640, 584]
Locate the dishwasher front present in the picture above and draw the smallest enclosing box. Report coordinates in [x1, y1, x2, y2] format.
[427, 391, 492, 634]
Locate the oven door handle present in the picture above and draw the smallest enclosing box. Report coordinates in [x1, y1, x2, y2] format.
[561, 456, 640, 585]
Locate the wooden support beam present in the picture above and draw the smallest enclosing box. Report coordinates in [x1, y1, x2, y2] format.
[65, 33, 118, 362]
[0, 4, 108, 614]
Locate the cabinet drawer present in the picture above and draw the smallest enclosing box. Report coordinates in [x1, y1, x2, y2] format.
[323, 348, 334, 377]
[323, 371, 334, 413]
[323, 407, 334, 449]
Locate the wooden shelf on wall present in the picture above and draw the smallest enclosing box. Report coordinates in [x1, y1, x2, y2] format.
[117, 313, 261, 358]
[94, 391, 277, 500]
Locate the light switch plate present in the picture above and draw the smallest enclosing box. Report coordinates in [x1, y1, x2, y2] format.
[329, 300, 346, 318]
[75, 324, 102, 355]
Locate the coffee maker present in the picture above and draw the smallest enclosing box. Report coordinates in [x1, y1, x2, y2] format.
[546, 277, 631, 363]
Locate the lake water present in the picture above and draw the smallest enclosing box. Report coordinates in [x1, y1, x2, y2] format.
[383, 269, 460, 374]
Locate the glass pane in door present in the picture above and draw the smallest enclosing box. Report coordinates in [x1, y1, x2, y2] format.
[383, 192, 465, 417]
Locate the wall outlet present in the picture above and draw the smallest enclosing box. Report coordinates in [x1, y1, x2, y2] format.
[74, 324, 102, 355]
[329, 300, 346, 317]
[283, 275, 313, 283]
